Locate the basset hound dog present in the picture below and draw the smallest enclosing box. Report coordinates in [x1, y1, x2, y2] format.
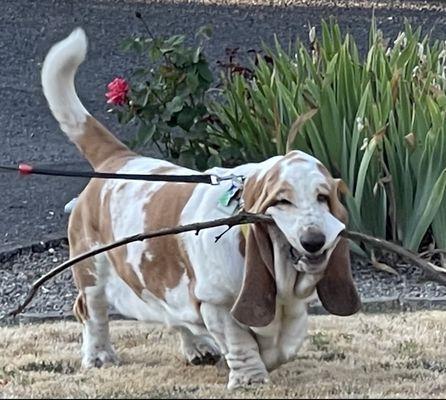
[41, 28, 361, 389]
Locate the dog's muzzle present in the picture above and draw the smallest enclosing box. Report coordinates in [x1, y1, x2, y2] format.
[289, 245, 328, 273]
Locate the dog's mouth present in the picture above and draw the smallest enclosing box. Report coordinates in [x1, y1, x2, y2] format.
[289, 246, 328, 273]
[304, 251, 328, 265]
[289, 246, 302, 264]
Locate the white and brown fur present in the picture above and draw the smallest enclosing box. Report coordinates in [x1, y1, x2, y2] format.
[41, 28, 361, 389]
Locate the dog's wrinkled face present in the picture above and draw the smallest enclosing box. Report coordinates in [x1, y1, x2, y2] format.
[266, 153, 345, 275]
[231, 150, 360, 327]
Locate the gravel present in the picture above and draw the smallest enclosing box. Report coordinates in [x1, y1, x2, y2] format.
[1, 241, 446, 326]
[0, 243, 75, 322]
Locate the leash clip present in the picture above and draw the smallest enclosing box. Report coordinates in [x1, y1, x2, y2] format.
[210, 174, 245, 185]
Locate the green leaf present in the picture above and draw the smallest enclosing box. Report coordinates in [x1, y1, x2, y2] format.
[162, 34, 185, 52]
[354, 136, 379, 209]
[186, 71, 199, 93]
[197, 62, 213, 83]
[134, 123, 156, 148]
[406, 169, 446, 250]
[117, 109, 134, 125]
[432, 193, 446, 249]
[177, 107, 196, 131]
[166, 96, 185, 114]
[178, 151, 196, 169]
[437, 95, 446, 109]
[196, 25, 213, 40]
[120, 37, 137, 52]
[207, 154, 222, 168]
[286, 108, 319, 152]
[193, 46, 202, 64]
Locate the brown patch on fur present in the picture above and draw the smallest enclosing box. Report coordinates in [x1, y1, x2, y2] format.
[242, 171, 279, 213]
[284, 151, 307, 164]
[328, 179, 348, 224]
[242, 159, 288, 213]
[68, 181, 103, 293]
[150, 166, 178, 174]
[316, 162, 331, 178]
[141, 182, 198, 302]
[73, 292, 89, 323]
[316, 163, 348, 223]
[239, 157, 291, 262]
[100, 190, 146, 296]
[70, 157, 201, 319]
[68, 153, 140, 320]
[238, 231, 246, 258]
[76, 116, 135, 169]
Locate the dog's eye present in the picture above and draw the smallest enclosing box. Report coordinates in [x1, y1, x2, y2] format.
[317, 194, 329, 203]
[276, 199, 292, 207]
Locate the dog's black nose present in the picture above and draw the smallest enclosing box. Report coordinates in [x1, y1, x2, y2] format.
[300, 229, 326, 253]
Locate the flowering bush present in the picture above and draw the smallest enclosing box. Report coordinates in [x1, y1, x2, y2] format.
[109, 15, 446, 254]
[107, 19, 220, 169]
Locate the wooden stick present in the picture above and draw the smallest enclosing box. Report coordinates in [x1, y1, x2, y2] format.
[345, 231, 446, 285]
[2, 212, 272, 319]
[2, 212, 446, 320]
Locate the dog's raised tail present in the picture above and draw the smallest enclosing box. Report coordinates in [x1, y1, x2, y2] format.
[41, 28, 132, 169]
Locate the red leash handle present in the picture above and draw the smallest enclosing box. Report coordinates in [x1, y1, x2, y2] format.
[18, 164, 34, 175]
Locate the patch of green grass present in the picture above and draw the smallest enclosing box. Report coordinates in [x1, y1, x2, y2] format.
[310, 331, 331, 351]
[397, 339, 421, 358]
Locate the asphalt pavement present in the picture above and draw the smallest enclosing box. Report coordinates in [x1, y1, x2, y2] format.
[2, 0, 446, 251]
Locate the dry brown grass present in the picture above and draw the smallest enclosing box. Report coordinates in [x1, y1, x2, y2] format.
[1, 311, 446, 398]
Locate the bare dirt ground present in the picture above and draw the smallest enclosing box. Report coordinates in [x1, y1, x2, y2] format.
[1, 311, 446, 398]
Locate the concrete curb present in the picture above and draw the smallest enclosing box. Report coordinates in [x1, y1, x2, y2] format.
[2, 296, 446, 326]
[308, 296, 446, 315]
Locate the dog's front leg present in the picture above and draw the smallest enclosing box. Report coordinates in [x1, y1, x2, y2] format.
[200, 302, 268, 389]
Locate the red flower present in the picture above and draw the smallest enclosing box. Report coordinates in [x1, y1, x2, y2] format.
[105, 77, 129, 106]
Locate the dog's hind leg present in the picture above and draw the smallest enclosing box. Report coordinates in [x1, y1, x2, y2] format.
[176, 326, 221, 366]
[72, 254, 119, 368]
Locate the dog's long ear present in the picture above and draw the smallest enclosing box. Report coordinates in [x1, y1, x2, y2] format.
[231, 223, 276, 327]
[316, 237, 361, 315]
[316, 179, 361, 316]
[231, 171, 279, 327]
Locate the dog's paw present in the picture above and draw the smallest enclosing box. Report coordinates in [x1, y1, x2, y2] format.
[181, 335, 221, 366]
[227, 368, 269, 390]
[81, 348, 120, 369]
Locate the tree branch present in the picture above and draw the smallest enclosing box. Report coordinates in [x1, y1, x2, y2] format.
[344, 231, 446, 285]
[2, 212, 272, 319]
[2, 212, 446, 320]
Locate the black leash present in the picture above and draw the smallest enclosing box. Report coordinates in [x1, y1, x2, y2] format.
[0, 163, 243, 185]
